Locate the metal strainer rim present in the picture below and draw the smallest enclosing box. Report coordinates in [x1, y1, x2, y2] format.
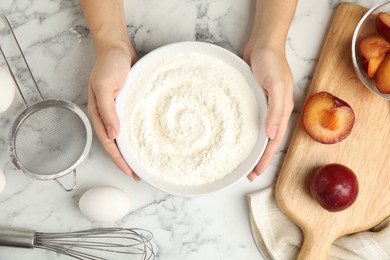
[8, 99, 93, 180]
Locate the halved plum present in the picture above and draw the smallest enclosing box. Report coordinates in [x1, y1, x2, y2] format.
[302, 92, 355, 144]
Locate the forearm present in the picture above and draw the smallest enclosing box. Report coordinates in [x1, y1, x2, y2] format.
[246, 0, 297, 54]
[80, 0, 134, 58]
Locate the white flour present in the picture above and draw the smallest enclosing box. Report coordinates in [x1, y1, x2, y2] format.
[125, 52, 259, 185]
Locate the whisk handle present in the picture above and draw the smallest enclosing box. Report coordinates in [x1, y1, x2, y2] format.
[0, 227, 35, 248]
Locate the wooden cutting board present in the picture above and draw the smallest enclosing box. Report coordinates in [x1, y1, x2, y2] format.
[275, 3, 390, 259]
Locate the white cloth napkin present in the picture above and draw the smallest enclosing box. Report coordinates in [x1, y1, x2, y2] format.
[248, 186, 390, 260]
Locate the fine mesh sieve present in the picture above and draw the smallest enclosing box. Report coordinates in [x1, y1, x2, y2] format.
[1, 14, 92, 191]
[8, 100, 92, 183]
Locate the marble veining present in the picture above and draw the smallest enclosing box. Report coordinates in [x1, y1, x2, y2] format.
[0, 0, 376, 259]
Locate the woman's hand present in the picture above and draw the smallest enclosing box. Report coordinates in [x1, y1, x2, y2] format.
[242, 0, 297, 181]
[87, 42, 140, 181]
[244, 47, 294, 181]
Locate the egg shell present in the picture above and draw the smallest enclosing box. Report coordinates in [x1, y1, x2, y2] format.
[0, 169, 5, 194]
[79, 186, 131, 222]
[0, 67, 16, 113]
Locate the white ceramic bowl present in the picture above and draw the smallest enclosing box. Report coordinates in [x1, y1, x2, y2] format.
[116, 41, 268, 196]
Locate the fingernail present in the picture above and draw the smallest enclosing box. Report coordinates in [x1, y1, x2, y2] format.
[268, 125, 278, 140]
[106, 125, 117, 140]
[132, 173, 141, 181]
[247, 171, 255, 182]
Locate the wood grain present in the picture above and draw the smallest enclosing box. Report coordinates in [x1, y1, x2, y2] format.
[275, 3, 390, 259]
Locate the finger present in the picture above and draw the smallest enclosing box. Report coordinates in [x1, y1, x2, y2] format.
[108, 140, 140, 181]
[88, 89, 140, 181]
[253, 138, 279, 176]
[252, 106, 292, 178]
[265, 80, 292, 140]
[93, 84, 121, 140]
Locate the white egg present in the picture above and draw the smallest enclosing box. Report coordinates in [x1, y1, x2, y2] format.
[0, 67, 16, 113]
[79, 186, 131, 222]
[0, 169, 6, 194]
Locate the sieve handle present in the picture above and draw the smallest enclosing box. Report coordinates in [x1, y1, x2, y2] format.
[54, 170, 77, 192]
[0, 227, 35, 249]
[0, 14, 44, 106]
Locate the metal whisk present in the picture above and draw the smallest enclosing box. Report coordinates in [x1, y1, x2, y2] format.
[0, 226, 156, 260]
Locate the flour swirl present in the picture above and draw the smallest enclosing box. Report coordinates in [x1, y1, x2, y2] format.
[125, 52, 259, 185]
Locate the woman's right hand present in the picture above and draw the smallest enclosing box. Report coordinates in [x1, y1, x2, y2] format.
[87, 41, 140, 181]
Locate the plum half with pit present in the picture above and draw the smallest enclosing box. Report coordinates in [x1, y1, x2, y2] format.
[302, 92, 355, 144]
[310, 163, 359, 212]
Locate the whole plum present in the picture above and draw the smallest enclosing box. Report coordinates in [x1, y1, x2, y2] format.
[310, 164, 359, 212]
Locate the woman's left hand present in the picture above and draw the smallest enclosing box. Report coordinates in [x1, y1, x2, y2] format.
[244, 47, 294, 181]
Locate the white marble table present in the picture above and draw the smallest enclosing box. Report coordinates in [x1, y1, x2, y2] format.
[0, 0, 376, 259]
